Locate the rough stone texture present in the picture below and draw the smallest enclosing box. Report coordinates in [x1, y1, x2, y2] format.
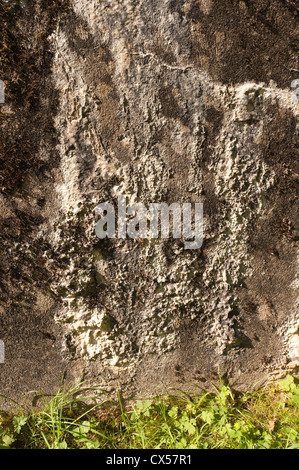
[0, 0, 298, 406]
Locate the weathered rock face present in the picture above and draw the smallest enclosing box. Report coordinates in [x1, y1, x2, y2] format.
[0, 0, 298, 404]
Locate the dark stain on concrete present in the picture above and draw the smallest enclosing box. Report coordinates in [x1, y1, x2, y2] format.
[188, 0, 298, 87]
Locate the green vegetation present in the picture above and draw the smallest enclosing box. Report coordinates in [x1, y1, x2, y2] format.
[0, 375, 298, 449]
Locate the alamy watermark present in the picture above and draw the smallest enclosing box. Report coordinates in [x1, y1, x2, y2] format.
[291, 79, 299, 104]
[0, 80, 5, 104]
[95, 196, 203, 249]
[0, 340, 4, 364]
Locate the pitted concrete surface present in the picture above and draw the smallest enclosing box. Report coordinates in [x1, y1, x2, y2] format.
[0, 0, 298, 406]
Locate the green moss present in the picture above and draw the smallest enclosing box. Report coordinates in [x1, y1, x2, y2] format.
[92, 248, 103, 260]
[154, 285, 164, 294]
[224, 330, 253, 355]
[245, 88, 265, 98]
[100, 314, 116, 333]
[95, 272, 106, 286]
[235, 118, 260, 125]
[246, 101, 255, 112]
